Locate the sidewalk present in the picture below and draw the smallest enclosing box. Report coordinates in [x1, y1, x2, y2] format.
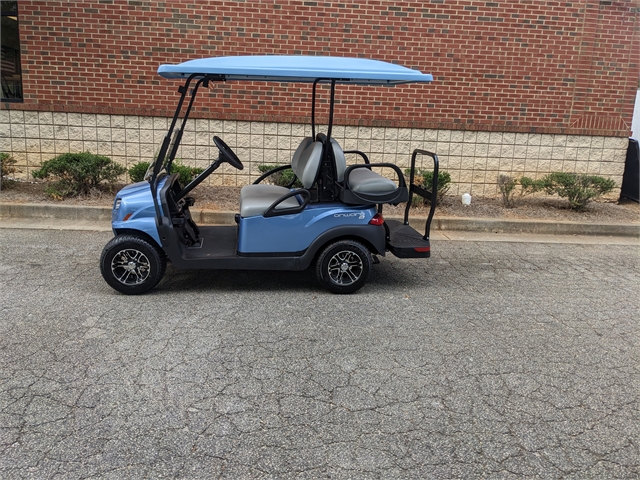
[1, 201, 638, 245]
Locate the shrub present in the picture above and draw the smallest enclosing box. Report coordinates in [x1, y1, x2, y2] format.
[519, 176, 541, 194]
[0, 152, 20, 187]
[258, 164, 303, 188]
[539, 172, 616, 211]
[31, 152, 126, 199]
[128, 161, 151, 183]
[128, 160, 204, 186]
[497, 175, 518, 208]
[173, 162, 204, 186]
[404, 168, 452, 205]
[497, 174, 541, 208]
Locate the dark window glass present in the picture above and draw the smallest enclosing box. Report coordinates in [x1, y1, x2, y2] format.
[1, 1, 22, 101]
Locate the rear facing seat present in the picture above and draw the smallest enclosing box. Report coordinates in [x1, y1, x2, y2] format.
[348, 168, 400, 195]
[330, 139, 408, 205]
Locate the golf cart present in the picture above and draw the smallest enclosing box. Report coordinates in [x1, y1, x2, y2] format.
[100, 56, 439, 294]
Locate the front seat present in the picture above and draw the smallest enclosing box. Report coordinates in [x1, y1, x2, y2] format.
[239, 140, 323, 218]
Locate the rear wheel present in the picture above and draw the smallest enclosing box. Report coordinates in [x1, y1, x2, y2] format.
[100, 235, 166, 295]
[316, 240, 371, 294]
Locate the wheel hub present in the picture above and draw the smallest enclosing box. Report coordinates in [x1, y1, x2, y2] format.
[328, 250, 363, 286]
[111, 248, 151, 285]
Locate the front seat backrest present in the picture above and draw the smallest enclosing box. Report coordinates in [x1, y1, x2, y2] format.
[293, 141, 323, 189]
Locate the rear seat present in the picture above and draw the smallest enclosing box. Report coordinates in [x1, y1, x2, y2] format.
[348, 168, 399, 195]
[330, 139, 408, 205]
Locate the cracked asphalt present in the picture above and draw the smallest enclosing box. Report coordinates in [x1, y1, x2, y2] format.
[0, 228, 638, 478]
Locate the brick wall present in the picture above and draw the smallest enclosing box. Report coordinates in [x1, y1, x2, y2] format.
[4, 0, 639, 136]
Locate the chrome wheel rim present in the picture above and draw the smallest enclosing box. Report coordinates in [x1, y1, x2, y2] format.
[111, 248, 150, 285]
[327, 250, 363, 286]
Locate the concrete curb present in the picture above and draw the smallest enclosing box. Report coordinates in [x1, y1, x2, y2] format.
[428, 216, 640, 237]
[1, 202, 639, 237]
[0, 203, 113, 222]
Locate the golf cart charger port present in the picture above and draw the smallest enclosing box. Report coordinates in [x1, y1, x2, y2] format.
[100, 55, 437, 295]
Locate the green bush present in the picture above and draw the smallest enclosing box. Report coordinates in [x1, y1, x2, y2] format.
[258, 164, 303, 188]
[128, 161, 151, 183]
[128, 160, 204, 186]
[31, 152, 126, 199]
[497, 174, 541, 208]
[404, 168, 452, 205]
[0, 152, 20, 187]
[173, 162, 204, 186]
[539, 172, 616, 211]
[518, 176, 540, 193]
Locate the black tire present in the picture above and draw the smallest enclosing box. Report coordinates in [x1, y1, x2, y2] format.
[316, 239, 371, 294]
[100, 234, 166, 295]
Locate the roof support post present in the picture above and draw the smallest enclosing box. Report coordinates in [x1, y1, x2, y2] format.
[311, 79, 320, 139]
[326, 80, 336, 142]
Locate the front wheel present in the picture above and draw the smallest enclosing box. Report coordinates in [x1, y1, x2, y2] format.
[100, 235, 166, 295]
[316, 240, 371, 294]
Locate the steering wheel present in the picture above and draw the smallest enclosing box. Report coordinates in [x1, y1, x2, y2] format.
[213, 136, 244, 170]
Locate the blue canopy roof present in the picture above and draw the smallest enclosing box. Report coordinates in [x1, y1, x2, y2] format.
[157, 55, 433, 85]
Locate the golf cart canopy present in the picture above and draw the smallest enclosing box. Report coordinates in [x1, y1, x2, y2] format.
[157, 55, 433, 85]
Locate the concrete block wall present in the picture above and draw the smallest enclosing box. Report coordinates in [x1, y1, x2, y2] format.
[0, 110, 628, 197]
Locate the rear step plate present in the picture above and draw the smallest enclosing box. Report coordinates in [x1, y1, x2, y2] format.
[385, 219, 430, 258]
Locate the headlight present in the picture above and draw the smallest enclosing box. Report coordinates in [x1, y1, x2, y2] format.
[114, 198, 122, 210]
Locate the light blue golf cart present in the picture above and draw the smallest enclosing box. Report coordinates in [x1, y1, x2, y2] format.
[100, 56, 439, 294]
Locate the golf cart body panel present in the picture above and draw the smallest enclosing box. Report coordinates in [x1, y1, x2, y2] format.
[111, 180, 163, 246]
[101, 55, 440, 295]
[237, 204, 379, 254]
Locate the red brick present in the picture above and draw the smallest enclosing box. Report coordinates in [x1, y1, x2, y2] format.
[1, 0, 637, 136]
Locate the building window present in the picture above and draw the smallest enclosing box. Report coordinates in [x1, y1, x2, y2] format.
[1, 1, 22, 101]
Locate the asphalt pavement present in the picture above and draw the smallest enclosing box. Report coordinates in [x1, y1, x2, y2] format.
[0, 228, 638, 478]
